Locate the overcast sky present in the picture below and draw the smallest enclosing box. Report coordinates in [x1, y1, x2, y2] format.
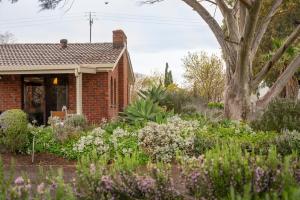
[0, 0, 222, 85]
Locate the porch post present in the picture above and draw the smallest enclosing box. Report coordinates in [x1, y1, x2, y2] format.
[75, 68, 83, 115]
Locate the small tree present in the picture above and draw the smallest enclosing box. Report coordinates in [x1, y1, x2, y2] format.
[0, 32, 15, 44]
[183, 52, 225, 103]
[164, 63, 173, 87]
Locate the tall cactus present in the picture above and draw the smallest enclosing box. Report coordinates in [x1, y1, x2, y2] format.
[164, 62, 173, 87]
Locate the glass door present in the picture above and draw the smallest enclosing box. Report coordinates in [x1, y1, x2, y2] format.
[23, 77, 46, 125]
[45, 75, 68, 120]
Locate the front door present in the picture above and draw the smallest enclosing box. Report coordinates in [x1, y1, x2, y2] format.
[23, 76, 46, 125]
[23, 75, 68, 125]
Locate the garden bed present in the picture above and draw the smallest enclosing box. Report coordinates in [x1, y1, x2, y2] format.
[1, 153, 76, 166]
[1, 153, 76, 183]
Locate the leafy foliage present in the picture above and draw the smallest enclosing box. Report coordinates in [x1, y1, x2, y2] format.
[64, 114, 87, 129]
[251, 99, 300, 132]
[48, 115, 87, 143]
[138, 84, 167, 105]
[253, 0, 300, 96]
[138, 116, 198, 162]
[183, 144, 300, 199]
[0, 109, 29, 153]
[207, 102, 224, 110]
[183, 52, 225, 102]
[121, 98, 169, 125]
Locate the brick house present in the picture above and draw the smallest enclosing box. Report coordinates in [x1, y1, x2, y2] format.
[0, 30, 134, 124]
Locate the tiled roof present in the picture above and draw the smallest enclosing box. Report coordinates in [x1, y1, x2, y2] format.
[0, 43, 124, 66]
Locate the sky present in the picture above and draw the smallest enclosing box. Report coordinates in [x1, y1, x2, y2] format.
[0, 0, 223, 85]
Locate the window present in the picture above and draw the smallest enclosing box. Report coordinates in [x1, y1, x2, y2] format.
[110, 77, 114, 106]
[114, 79, 117, 105]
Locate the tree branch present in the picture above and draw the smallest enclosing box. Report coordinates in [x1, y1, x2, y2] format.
[251, 24, 300, 89]
[256, 54, 300, 108]
[182, 0, 236, 69]
[235, 0, 261, 80]
[239, 0, 253, 9]
[216, 0, 239, 44]
[251, 0, 283, 57]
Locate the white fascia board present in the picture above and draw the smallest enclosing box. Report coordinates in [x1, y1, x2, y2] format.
[0, 64, 114, 74]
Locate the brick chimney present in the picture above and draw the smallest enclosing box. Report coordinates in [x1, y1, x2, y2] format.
[113, 30, 127, 48]
[60, 39, 68, 49]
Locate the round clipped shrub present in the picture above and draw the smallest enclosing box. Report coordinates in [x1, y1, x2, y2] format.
[0, 109, 29, 153]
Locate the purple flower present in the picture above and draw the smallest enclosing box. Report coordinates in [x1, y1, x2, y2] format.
[101, 175, 114, 191]
[37, 182, 45, 194]
[254, 166, 267, 193]
[137, 176, 155, 193]
[14, 176, 25, 185]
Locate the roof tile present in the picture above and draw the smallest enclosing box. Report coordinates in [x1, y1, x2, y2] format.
[0, 43, 123, 66]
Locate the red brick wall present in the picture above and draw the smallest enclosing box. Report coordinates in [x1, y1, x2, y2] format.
[108, 67, 119, 119]
[68, 74, 76, 113]
[0, 75, 22, 112]
[83, 73, 109, 123]
[67, 73, 110, 124]
[118, 54, 129, 111]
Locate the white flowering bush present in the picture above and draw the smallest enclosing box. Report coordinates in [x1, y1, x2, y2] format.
[48, 115, 87, 143]
[73, 127, 109, 155]
[138, 115, 199, 162]
[111, 127, 138, 156]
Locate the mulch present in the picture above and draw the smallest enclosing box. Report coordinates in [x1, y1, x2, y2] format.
[1, 153, 77, 183]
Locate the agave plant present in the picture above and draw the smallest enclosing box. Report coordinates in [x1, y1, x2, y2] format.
[138, 84, 167, 106]
[121, 99, 168, 124]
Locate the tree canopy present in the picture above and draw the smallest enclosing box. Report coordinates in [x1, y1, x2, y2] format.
[183, 52, 225, 102]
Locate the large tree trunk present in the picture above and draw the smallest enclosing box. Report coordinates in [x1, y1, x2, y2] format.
[224, 73, 251, 121]
[285, 76, 299, 99]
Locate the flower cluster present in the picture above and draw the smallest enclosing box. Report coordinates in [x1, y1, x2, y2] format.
[138, 116, 199, 162]
[136, 176, 155, 194]
[111, 127, 137, 156]
[9, 176, 32, 199]
[73, 127, 109, 154]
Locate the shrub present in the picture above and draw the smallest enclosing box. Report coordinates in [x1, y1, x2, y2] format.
[48, 115, 87, 143]
[73, 127, 109, 156]
[121, 98, 171, 125]
[182, 144, 299, 199]
[164, 84, 192, 113]
[64, 114, 87, 129]
[207, 102, 224, 109]
[110, 128, 138, 157]
[138, 84, 167, 106]
[275, 130, 300, 155]
[193, 121, 278, 156]
[115, 167, 182, 200]
[138, 116, 199, 162]
[76, 156, 182, 200]
[0, 109, 29, 153]
[251, 99, 300, 132]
